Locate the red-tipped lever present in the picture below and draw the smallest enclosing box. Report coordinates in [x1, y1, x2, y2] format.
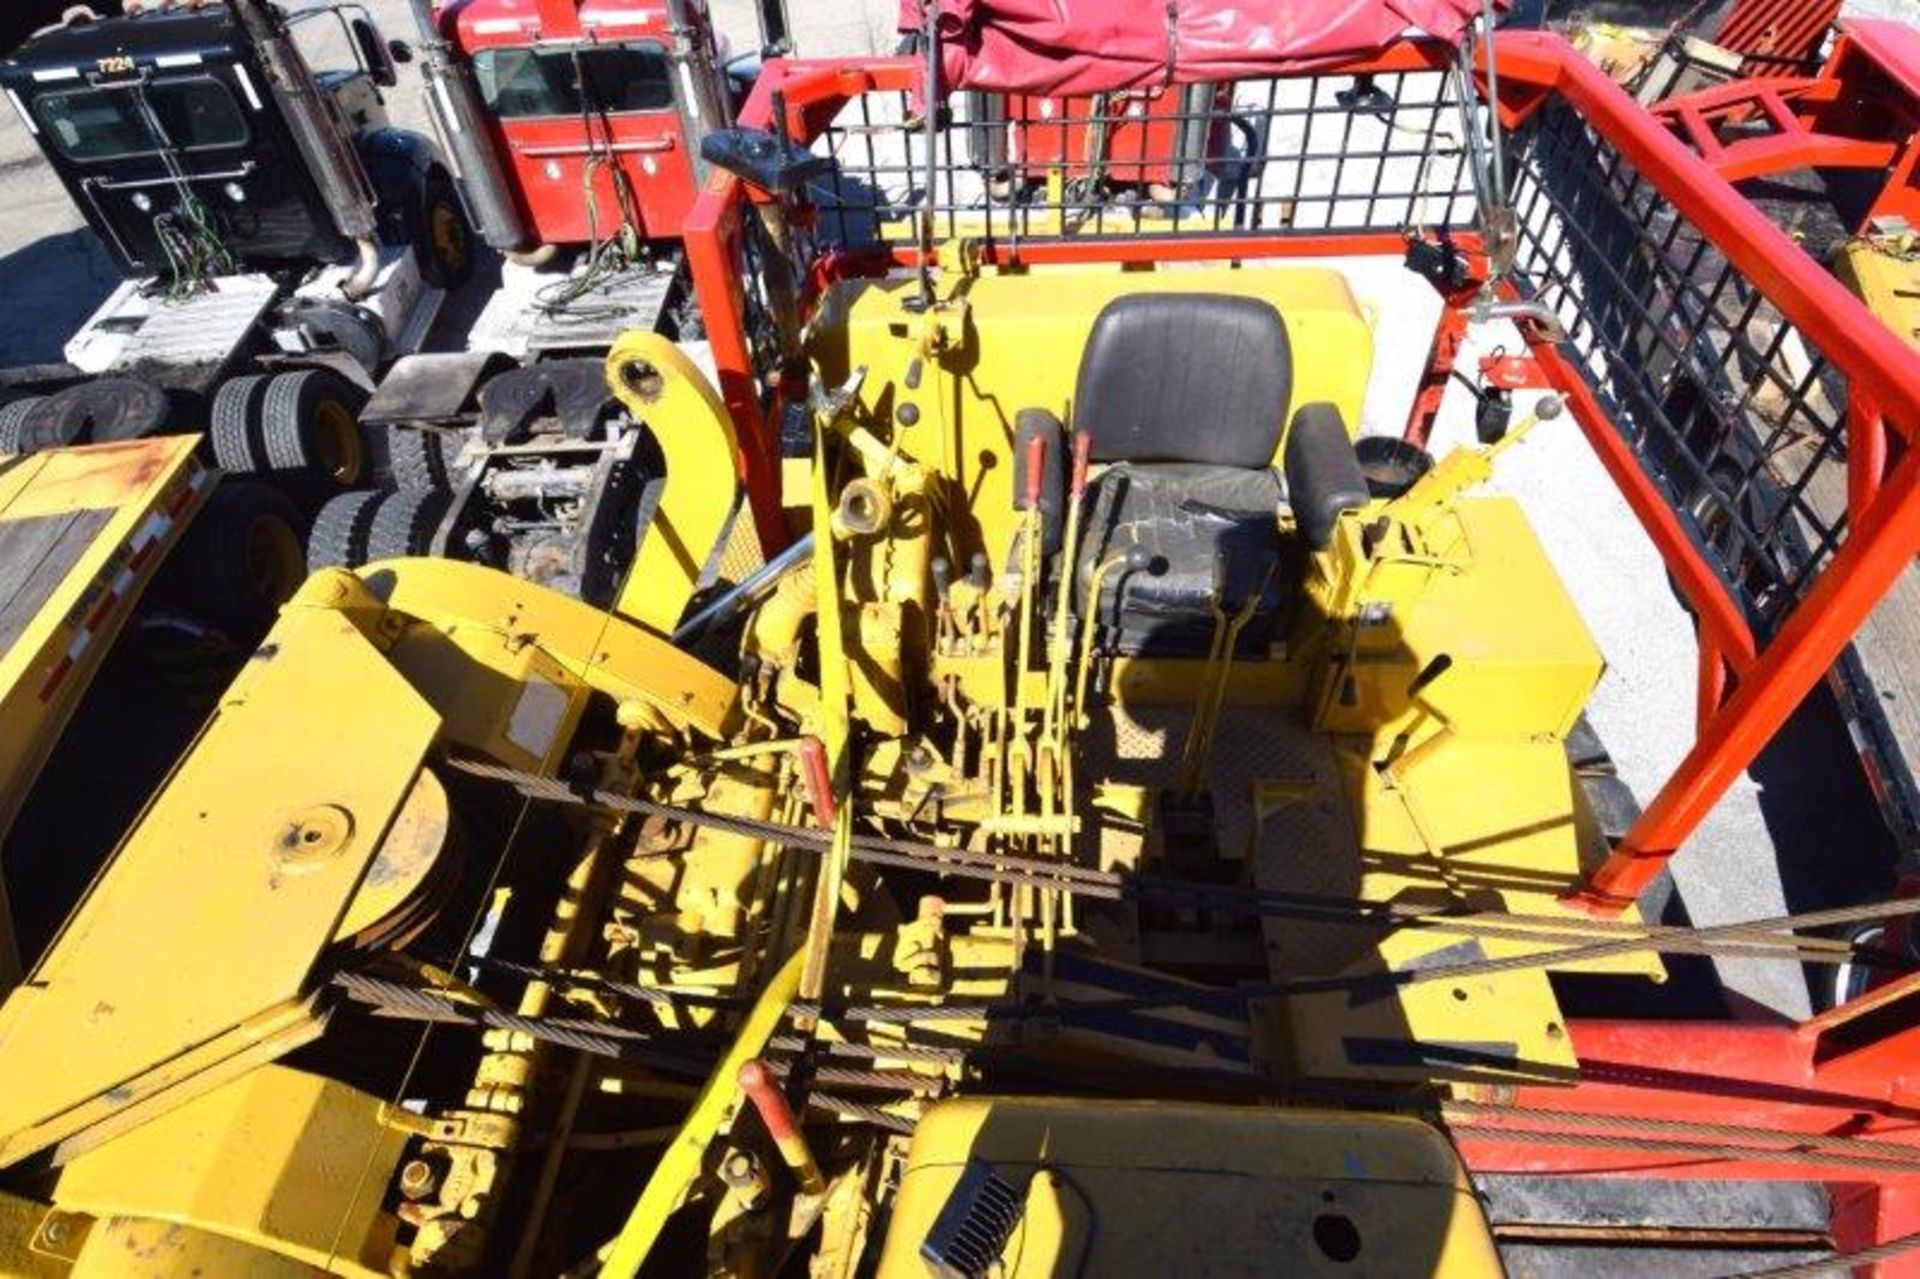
[738, 1060, 826, 1195]
[1023, 432, 1048, 510]
[797, 735, 837, 829]
[1069, 430, 1093, 500]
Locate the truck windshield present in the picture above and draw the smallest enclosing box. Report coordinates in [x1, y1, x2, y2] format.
[32, 77, 249, 162]
[473, 43, 673, 119]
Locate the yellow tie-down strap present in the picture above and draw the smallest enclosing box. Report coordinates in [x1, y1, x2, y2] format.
[0, 605, 439, 1167]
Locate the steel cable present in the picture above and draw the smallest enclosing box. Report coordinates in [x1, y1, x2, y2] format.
[446, 758, 1912, 972]
[1441, 1099, 1920, 1169]
[332, 971, 713, 1074]
[1714, 1230, 1920, 1279]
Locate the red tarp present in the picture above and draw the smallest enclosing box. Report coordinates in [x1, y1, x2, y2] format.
[897, 0, 1495, 96]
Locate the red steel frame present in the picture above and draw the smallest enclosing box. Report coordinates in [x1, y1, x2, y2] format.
[684, 32, 1920, 1269]
[1649, 18, 1920, 228]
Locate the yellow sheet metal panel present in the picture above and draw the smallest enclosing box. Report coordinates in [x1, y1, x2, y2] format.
[68, 1220, 319, 1279]
[0, 605, 439, 1167]
[874, 1097, 1503, 1278]
[368, 557, 739, 741]
[53, 1065, 405, 1278]
[1318, 497, 1604, 742]
[385, 617, 587, 774]
[1276, 732, 1660, 1083]
[1835, 236, 1920, 353]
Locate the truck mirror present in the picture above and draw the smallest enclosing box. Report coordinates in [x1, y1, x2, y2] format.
[350, 17, 398, 89]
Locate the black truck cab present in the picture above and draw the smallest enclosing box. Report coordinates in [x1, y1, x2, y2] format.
[1, 4, 404, 277]
[0, 3, 469, 540]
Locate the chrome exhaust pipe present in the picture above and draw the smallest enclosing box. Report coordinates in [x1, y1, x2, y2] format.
[228, 0, 380, 253]
[342, 237, 381, 301]
[406, 0, 531, 253]
[666, 0, 732, 180]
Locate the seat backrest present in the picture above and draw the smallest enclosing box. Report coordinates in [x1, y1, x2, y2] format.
[1074, 293, 1292, 468]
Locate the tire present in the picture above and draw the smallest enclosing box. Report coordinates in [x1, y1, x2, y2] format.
[171, 479, 308, 639]
[1666, 459, 1757, 616]
[388, 424, 458, 492]
[415, 171, 475, 291]
[262, 369, 371, 488]
[365, 488, 450, 561]
[1827, 922, 1888, 1011]
[0, 396, 45, 454]
[209, 374, 272, 473]
[307, 489, 384, 572]
[19, 378, 170, 451]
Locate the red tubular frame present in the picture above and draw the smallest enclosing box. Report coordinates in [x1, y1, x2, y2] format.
[1487, 35, 1920, 913]
[681, 33, 1920, 1268]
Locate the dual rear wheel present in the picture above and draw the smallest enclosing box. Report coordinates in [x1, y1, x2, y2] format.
[154, 479, 308, 642]
[210, 368, 372, 495]
[308, 487, 451, 573]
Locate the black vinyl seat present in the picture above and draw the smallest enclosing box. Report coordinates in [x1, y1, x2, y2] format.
[1076, 463, 1286, 656]
[1057, 293, 1366, 657]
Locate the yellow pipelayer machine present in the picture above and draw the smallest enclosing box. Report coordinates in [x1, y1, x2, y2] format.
[0, 260, 1644, 1277]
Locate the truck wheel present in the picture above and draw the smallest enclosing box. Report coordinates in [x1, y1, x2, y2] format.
[210, 374, 272, 473]
[416, 172, 474, 291]
[0, 396, 45, 454]
[263, 369, 371, 488]
[307, 489, 384, 571]
[366, 489, 450, 561]
[389, 425, 458, 491]
[19, 378, 170, 450]
[172, 479, 308, 640]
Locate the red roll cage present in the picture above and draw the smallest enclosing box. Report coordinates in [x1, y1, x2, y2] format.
[682, 29, 1920, 1267]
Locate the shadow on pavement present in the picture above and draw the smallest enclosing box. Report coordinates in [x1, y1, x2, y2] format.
[0, 230, 119, 366]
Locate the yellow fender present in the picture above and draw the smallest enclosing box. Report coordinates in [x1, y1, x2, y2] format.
[604, 332, 744, 636]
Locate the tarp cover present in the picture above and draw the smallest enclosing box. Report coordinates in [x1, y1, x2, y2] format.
[898, 0, 1494, 95]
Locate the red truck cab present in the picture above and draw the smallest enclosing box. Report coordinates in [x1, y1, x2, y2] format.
[437, 0, 719, 247]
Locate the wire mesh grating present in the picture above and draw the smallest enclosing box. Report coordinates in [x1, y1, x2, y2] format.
[1507, 97, 1851, 631]
[804, 70, 1481, 249]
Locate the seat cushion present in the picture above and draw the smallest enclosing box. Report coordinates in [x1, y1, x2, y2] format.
[1074, 463, 1286, 658]
[1074, 294, 1292, 468]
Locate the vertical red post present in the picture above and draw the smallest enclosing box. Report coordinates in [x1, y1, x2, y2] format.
[1402, 303, 1470, 449]
[684, 181, 790, 557]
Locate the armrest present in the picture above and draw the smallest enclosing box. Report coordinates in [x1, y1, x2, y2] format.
[1283, 403, 1369, 551]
